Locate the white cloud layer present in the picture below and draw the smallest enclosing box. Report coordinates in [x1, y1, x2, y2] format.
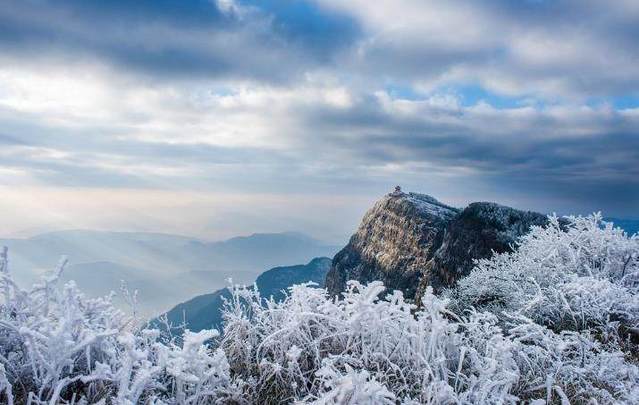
[0, 0, 637, 239]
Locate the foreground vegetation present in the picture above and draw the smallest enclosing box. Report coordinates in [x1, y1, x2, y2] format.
[1, 214, 637, 403]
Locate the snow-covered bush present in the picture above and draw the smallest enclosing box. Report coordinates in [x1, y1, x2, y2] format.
[221, 281, 522, 403]
[0, 247, 237, 404]
[449, 214, 639, 337]
[311, 366, 396, 404]
[220, 278, 639, 403]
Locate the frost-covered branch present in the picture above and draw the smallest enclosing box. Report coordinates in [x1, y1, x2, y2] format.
[0, 249, 236, 404]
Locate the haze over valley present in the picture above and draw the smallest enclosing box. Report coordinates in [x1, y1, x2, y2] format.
[1, 229, 338, 315]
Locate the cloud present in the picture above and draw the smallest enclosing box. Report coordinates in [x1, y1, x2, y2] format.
[319, 0, 639, 100]
[0, 0, 360, 83]
[0, 0, 637, 240]
[1, 59, 636, 216]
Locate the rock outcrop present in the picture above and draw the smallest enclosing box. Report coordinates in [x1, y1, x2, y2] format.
[325, 191, 549, 302]
[325, 192, 459, 299]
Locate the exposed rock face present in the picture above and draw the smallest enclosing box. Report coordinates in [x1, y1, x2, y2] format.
[325, 192, 459, 299]
[414, 202, 548, 305]
[326, 192, 549, 302]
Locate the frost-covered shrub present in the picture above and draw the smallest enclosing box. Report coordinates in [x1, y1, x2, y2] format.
[444, 213, 639, 402]
[311, 366, 396, 404]
[2, 211, 639, 404]
[504, 317, 639, 403]
[0, 247, 237, 404]
[450, 214, 639, 336]
[220, 278, 639, 403]
[221, 281, 523, 403]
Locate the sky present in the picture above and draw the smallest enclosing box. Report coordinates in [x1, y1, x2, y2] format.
[0, 0, 638, 243]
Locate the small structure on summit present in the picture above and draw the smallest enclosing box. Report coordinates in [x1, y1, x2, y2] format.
[391, 185, 403, 196]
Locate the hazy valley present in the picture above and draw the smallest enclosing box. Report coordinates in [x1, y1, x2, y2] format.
[0, 230, 339, 315]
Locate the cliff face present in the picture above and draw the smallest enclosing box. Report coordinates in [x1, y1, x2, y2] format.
[326, 192, 549, 302]
[324, 192, 459, 299]
[414, 202, 548, 305]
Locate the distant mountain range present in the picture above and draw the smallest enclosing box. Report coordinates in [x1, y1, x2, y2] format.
[156, 257, 332, 334]
[0, 230, 339, 316]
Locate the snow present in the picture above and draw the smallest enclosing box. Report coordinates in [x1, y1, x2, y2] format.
[1, 213, 637, 403]
[0, 250, 236, 404]
[403, 192, 458, 218]
[450, 213, 639, 332]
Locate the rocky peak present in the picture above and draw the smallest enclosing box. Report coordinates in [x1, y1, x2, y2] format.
[326, 191, 550, 303]
[324, 191, 459, 299]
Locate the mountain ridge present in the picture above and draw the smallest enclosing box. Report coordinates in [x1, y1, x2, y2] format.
[158, 257, 332, 334]
[325, 191, 550, 302]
